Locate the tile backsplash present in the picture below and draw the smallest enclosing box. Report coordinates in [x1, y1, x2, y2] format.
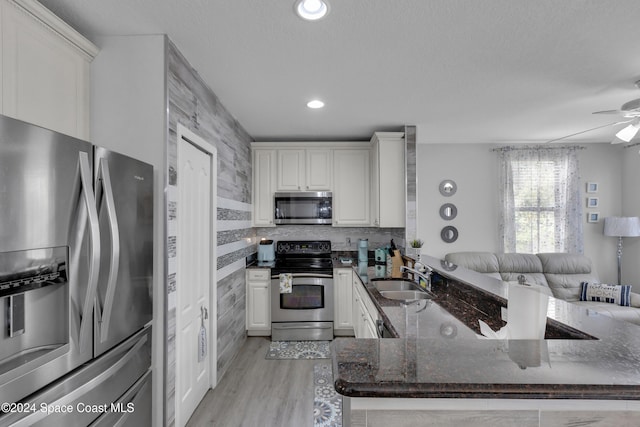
[255, 225, 405, 251]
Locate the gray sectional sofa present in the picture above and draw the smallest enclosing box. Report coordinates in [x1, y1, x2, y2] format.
[444, 251, 640, 325]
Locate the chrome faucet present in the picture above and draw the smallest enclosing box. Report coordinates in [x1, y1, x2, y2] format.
[400, 262, 433, 292]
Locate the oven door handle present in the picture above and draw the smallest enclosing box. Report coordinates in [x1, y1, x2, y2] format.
[273, 324, 333, 330]
[270, 273, 333, 279]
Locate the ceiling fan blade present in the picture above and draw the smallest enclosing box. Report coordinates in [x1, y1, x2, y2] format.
[620, 98, 640, 112]
[545, 120, 632, 144]
[592, 110, 620, 115]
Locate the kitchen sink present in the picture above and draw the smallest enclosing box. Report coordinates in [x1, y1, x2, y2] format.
[379, 290, 432, 301]
[373, 280, 418, 291]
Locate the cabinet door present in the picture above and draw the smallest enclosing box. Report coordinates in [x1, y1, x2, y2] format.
[277, 149, 305, 191]
[370, 140, 380, 226]
[306, 149, 332, 190]
[364, 313, 378, 338]
[247, 282, 270, 330]
[377, 136, 405, 227]
[253, 149, 276, 226]
[333, 149, 370, 226]
[1, 1, 94, 139]
[352, 281, 363, 338]
[246, 269, 271, 334]
[334, 268, 353, 333]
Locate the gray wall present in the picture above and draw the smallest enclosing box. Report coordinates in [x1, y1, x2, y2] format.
[416, 141, 627, 285]
[90, 34, 167, 427]
[91, 35, 254, 427]
[166, 40, 254, 426]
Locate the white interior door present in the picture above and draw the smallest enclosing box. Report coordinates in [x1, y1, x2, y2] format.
[176, 126, 217, 427]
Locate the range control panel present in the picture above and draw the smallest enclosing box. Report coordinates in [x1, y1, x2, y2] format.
[276, 240, 331, 255]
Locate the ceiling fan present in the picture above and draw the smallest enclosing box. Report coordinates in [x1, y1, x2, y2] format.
[547, 80, 640, 144]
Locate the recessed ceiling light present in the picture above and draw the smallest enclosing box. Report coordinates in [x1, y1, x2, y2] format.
[307, 100, 325, 109]
[295, 0, 329, 21]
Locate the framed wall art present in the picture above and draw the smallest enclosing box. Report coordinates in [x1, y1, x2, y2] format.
[587, 212, 600, 223]
[586, 182, 599, 193]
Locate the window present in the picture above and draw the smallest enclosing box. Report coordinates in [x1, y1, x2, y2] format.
[498, 147, 583, 254]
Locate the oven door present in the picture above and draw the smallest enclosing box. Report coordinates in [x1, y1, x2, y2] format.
[270, 275, 333, 340]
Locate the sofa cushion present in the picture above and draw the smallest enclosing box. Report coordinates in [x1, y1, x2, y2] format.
[496, 253, 549, 287]
[573, 301, 640, 325]
[580, 282, 631, 306]
[536, 253, 599, 301]
[444, 252, 501, 280]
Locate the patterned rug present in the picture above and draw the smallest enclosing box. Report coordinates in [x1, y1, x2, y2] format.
[265, 340, 331, 359]
[313, 363, 342, 427]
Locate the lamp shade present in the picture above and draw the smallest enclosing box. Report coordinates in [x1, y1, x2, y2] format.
[604, 216, 640, 237]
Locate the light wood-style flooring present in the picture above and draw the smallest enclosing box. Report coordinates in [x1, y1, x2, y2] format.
[186, 337, 317, 427]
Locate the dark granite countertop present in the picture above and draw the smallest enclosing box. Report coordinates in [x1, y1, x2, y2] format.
[332, 255, 640, 400]
[246, 260, 275, 269]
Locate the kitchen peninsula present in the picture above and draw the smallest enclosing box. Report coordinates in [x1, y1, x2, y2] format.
[332, 255, 640, 426]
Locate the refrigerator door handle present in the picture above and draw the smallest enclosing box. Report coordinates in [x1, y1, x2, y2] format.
[78, 152, 101, 351]
[8, 333, 148, 427]
[95, 157, 121, 343]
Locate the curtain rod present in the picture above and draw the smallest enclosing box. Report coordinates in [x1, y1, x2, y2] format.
[491, 145, 586, 152]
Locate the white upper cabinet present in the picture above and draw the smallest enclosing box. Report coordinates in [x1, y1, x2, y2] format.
[0, 0, 98, 140]
[277, 148, 332, 191]
[277, 149, 304, 191]
[371, 132, 405, 227]
[253, 139, 401, 229]
[252, 149, 276, 226]
[333, 149, 370, 226]
[305, 149, 332, 190]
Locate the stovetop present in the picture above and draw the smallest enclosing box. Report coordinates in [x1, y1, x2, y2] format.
[271, 240, 333, 275]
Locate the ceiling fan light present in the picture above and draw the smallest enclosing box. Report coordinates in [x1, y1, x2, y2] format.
[615, 123, 640, 142]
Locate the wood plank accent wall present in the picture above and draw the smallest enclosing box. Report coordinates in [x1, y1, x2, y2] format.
[165, 40, 254, 426]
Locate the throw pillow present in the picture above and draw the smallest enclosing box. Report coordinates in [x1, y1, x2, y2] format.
[580, 282, 631, 307]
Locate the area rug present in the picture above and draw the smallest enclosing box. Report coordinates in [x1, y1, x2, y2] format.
[313, 362, 342, 427]
[265, 340, 331, 359]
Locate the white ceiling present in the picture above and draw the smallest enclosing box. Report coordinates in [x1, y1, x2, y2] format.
[39, 0, 640, 144]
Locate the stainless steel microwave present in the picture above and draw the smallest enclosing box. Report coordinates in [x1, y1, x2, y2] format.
[274, 191, 332, 224]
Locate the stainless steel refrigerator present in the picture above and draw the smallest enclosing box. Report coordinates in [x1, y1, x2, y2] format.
[0, 115, 153, 426]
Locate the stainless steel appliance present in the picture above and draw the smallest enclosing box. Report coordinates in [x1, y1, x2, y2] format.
[270, 240, 333, 341]
[0, 115, 153, 427]
[274, 192, 332, 224]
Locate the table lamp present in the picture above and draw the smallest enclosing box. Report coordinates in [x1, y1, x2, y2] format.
[604, 216, 640, 285]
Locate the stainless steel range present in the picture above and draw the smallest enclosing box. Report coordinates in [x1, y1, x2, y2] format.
[270, 240, 333, 341]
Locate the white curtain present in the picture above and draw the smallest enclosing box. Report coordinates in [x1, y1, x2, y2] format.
[498, 146, 583, 254]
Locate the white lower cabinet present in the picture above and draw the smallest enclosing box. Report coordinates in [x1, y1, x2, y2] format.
[352, 275, 380, 339]
[334, 268, 354, 336]
[246, 269, 271, 336]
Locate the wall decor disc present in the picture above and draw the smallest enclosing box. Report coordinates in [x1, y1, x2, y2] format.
[439, 203, 458, 220]
[439, 179, 457, 197]
[441, 226, 459, 243]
